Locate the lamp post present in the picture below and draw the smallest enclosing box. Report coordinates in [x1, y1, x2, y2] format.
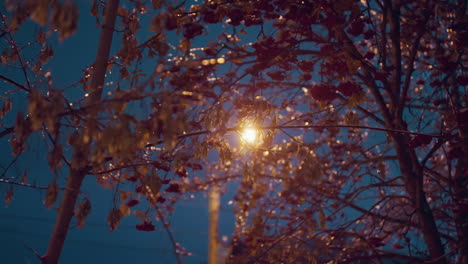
[208, 124, 260, 263]
[208, 185, 220, 264]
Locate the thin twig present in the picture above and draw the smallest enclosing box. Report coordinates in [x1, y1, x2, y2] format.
[153, 204, 183, 264]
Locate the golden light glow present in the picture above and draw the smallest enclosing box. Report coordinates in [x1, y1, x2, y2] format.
[241, 127, 258, 144]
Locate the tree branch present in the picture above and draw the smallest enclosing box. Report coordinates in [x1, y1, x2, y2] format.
[42, 1, 120, 263]
[0, 74, 29, 92]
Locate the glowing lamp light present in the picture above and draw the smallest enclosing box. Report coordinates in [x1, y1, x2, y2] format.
[241, 127, 258, 144]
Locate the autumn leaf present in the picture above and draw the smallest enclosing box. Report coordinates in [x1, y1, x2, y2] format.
[337, 82, 362, 97]
[310, 84, 337, 102]
[392, 243, 405, 250]
[108, 208, 122, 232]
[45, 181, 58, 209]
[119, 203, 131, 217]
[151, 0, 163, 10]
[166, 183, 181, 193]
[48, 144, 63, 170]
[21, 171, 27, 184]
[0, 100, 12, 119]
[409, 134, 432, 148]
[31, 3, 49, 26]
[266, 70, 285, 81]
[344, 111, 359, 126]
[136, 220, 156, 231]
[143, 174, 162, 202]
[183, 23, 204, 39]
[126, 199, 139, 207]
[75, 198, 91, 229]
[4, 186, 13, 207]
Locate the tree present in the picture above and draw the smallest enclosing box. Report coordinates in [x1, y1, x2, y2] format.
[1, 0, 467, 263]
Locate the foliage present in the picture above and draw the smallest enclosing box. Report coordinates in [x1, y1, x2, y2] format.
[0, 0, 467, 263]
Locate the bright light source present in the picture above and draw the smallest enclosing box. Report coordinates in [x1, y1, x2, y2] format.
[241, 127, 258, 144]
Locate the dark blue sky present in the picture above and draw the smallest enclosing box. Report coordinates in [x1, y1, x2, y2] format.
[0, 1, 236, 263]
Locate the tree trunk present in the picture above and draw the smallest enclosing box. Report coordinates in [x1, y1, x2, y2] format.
[42, 1, 119, 263]
[208, 186, 220, 264]
[393, 133, 446, 263]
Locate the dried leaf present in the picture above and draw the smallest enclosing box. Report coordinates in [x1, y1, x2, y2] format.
[318, 209, 326, 229]
[48, 144, 63, 170]
[119, 203, 131, 217]
[152, 0, 163, 9]
[0, 100, 12, 119]
[166, 183, 181, 193]
[75, 198, 91, 229]
[143, 174, 162, 202]
[108, 208, 122, 232]
[344, 111, 359, 126]
[136, 220, 156, 231]
[409, 134, 432, 148]
[4, 186, 13, 207]
[31, 3, 49, 26]
[126, 199, 139, 207]
[90, 0, 98, 17]
[45, 181, 58, 209]
[21, 171, 27, 184]
[180, 38, 191, 53]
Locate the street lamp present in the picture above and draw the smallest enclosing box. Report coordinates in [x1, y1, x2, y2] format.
[240, 124, 260, 145]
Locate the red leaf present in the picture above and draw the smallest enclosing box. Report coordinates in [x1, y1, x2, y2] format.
[135, 185, 144, 193]
[457, 75, 468, 85]
[161, 179, 171, 184]
[297, 60, 314, 72]
[433, 98, 447, 106]
[165, 14, 177, 31]
[364, 52, 375, 60]
[203, 8, 221, 24]
[244, 11, 262, 26]
[300, 73, 311, 81]
[310, 84, 337, 102]
[392, 243, 405, 250]
[186, 163, 203, 170]
[363, 29, 375, 40]
[157, 196, 166, 203]
[166, 183, 181, 193]
[227, 8, 243, 26]
[127, 175, 138, 182]
[136, 220, 156, 232]
[368, 237, 385, 247]
[126, 199, 139, 207]
[266, 70, 285, 81]
[337, 82, 362, 97]
[323, 13, 344, 28]
[447, 146, 463, 160]
[183, 23, 204, 39]
[347, 19, 365, 36]
[176, 167, 188, 178]
[409, 134, 432, 148]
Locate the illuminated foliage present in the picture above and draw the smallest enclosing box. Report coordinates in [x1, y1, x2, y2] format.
[0, 0, 467, 263]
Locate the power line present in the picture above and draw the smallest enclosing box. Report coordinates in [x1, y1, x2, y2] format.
[0, 226, 175, 254]
[0, 213, 210, 235]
